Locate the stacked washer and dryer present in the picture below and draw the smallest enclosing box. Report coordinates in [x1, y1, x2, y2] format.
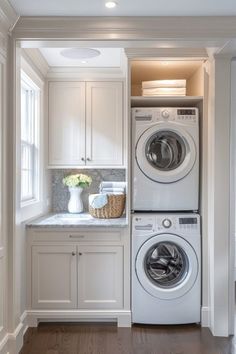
[132, 107, 201, 324]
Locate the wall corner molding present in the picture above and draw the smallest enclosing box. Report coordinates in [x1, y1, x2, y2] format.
[0, 0, 19, 35]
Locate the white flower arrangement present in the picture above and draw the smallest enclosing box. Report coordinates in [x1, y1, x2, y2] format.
[62, 173, 92, 189]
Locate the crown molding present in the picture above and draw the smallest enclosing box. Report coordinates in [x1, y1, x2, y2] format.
[46, 66, 125, 79]
[22, 48, 49, 77]
[125, 47, 208, 60]
[12, 16, 236, 40]
[0, 0, 19, 35]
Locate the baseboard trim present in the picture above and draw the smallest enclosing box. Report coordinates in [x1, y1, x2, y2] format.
[0, 311, 28, 354]
[0, 333, 9, 354]
[26, 309, 132, 328]
[201, 306, 210, 327]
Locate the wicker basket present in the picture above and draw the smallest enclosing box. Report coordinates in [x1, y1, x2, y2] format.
[89, 194, 126, 219]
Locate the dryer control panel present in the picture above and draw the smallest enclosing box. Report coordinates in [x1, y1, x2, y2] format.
[132, 107, 198, 124]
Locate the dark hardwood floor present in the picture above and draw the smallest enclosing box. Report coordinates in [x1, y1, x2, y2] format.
[19, 322, 236, 354]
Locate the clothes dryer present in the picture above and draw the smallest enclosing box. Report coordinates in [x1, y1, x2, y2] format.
[132, 107, 199, 211]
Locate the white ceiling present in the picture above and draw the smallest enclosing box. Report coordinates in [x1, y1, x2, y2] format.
[9, 0, 236, 16]
[39, 48, 122, 67]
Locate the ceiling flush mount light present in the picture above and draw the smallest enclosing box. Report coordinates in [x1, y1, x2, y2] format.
[60, 48, 101, 60]
[105, 1, 117, 8]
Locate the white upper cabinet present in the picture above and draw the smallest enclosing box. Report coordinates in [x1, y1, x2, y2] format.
[86, 82, 123, 166]
[48, 81, 124, 168]
[48, 81, 86, 166]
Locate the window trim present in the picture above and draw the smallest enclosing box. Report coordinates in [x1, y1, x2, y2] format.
[20, 57, 45, 222]
[20, 70, 40, 206]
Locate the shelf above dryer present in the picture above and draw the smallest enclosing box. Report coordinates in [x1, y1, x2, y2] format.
[130, 96, 203, 108]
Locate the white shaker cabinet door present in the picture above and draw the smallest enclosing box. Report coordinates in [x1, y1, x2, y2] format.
[32, 245, 77, 309]
[86, 82, 123, 166]
[78, 245, 123, 309]
[48, 81, 86, 166]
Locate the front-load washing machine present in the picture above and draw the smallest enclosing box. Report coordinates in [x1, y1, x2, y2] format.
[132, 213, 201, 324]
[132, 107, 199, 211]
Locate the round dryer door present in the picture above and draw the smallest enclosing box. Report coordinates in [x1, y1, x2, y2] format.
[136, 123, 196, 183]
[135, 234, 198, 300]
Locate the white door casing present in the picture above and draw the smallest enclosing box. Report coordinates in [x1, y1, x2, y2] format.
[0, 52, 6, 343]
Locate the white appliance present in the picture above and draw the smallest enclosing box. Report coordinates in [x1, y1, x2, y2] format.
[132, 107, 199, 211]
[132, 213, 201, 324]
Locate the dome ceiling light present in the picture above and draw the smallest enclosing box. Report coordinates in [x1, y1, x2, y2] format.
[60, 48, 101, 60]
[105, 1, 117, 8]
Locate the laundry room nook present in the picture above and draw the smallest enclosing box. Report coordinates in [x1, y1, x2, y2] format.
[129, 56, 210, 326]
[13, 44, 211, 332]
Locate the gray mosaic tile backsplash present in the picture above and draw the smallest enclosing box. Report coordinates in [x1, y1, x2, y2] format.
[51, 169, 126, 212]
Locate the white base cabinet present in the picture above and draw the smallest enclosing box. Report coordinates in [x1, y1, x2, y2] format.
[27, 228, 131, 327]
[78, 245, 123, 309]
[32, 245, 77, 309]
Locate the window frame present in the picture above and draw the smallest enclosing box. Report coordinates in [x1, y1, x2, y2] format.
[21, 72, 40, 205]
[20, 57, 45, 222]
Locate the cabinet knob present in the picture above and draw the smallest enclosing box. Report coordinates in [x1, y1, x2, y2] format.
[81, 157, 85, 161]
[72, 252, 76, 256]
[86, 158, 91, 161]
[79, 252, 82, 256]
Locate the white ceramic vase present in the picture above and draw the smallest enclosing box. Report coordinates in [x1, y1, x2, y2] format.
[68, 187, 83, 213]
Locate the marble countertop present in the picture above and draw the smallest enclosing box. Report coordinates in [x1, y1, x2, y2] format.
[26, 213, 128, 229]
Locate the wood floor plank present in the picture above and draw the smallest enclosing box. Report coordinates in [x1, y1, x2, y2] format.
[19, 323, 235, 354]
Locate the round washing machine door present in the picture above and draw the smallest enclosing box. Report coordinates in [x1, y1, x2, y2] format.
[135, 123, 196, 183]
[135, 233, 198, 300]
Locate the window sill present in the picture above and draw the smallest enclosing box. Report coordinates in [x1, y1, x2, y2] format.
[21, 199, 43, 223]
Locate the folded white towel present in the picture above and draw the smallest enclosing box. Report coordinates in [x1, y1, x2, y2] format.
[101, 192, 124, 195]
[142, 87, 186, 96]
[142, 80, 186, 89]
[100, 181, 126, 192]
[101, 188, 125, 193]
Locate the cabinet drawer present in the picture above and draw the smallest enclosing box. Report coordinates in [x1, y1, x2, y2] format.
[30, 230, 122, 243]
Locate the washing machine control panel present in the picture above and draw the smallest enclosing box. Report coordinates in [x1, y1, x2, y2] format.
[178, 217, 198, 231]
[133, 215, 200, 234]
[133, 216, 155, 232]
[162, 218, 172, 228]
[156, 215, 199, 233]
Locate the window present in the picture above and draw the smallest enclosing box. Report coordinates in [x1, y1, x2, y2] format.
[21, 71, 40, 204]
